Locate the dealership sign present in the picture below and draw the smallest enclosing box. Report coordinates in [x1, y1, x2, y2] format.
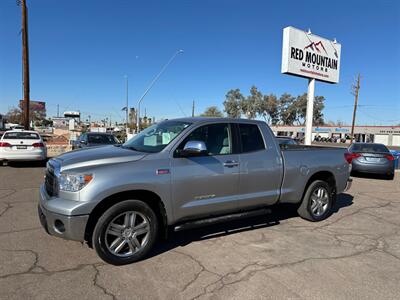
[281, 26, 341, 83]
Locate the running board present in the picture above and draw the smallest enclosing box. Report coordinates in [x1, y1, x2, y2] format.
[173, 208, 272, 232]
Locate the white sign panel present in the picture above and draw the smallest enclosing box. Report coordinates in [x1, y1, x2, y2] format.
[281, 26, 341, 83]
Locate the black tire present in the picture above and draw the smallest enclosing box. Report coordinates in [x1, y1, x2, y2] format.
[92, 200, 158, 265]
[297, 180, 334, 222]
[386, 172, 394, 180]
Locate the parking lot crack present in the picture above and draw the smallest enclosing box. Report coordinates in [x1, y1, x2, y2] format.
[192, 246, 380, 299]
[312, 201, 392, 231]
[0, 203, 13, 218]
[0, 227, 42, 236]
[92, 264, 117, 300]
[0, 189, 17, 200]
[0, 249, 47, 278]
[173, 249, 222, 293]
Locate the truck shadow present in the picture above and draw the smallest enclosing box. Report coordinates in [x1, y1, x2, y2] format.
[147, 193, 354, 260]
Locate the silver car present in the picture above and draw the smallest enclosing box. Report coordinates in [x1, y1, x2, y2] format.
[0, 130, 47, 163]
[347, 143, 395, 179]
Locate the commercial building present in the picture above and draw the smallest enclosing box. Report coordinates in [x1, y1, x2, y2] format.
[271, 125, 400, 146]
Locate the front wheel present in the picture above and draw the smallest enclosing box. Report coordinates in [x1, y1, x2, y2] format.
[92, 200, 159, 265]
[297, 180, 334, 222]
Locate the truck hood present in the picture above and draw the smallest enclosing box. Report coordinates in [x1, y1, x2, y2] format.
[54, 145, 147, 172]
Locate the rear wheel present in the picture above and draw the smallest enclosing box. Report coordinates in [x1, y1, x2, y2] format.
[92, 200, 158, 265]
[298, 180, 333, 222]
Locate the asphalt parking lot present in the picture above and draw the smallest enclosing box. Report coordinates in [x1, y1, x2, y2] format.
[1, 164, 399, 300]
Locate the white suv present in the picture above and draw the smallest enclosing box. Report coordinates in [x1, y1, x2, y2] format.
[0, 130, 47, 163]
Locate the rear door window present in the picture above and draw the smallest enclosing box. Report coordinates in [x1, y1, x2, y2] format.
[238, 124, 265, 153]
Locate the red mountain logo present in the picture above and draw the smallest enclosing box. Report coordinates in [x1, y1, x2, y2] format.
[304, 41, 328, 55]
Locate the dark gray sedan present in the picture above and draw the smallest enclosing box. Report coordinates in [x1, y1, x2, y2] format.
[346, 143, 395, 179]
[73, 132, 120, 150]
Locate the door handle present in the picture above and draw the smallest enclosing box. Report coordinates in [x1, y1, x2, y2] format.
[223, 160, 239, 168]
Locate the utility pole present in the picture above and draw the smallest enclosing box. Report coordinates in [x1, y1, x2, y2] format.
[19, 0, 30, 129]
[125, 75, 129, 135]
[350, 74, 361, 144]
[57, 104, 59, 117]
[192, 100, 195, 117]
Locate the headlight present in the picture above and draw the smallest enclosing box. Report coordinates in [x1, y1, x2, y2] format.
[59, 173, 93, 192]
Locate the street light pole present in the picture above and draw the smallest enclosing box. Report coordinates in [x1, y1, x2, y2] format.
[136, 49, 184, 132]
[125, 75, 129, 135]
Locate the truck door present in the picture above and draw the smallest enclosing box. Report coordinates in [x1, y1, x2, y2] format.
[171, 123, 240, 221]
[235, 123, 283, 208]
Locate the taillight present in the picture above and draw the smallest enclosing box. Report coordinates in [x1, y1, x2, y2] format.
[32, 142, 44, 148]
[385, 155, 394, 161]
[344, 152, 361, 164]
[0, 142, 11, 147]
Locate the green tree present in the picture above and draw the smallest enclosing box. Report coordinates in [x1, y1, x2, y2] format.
[241, 86, 262, 119]
[200, 106, 224, 117]
[258, 94, 279, 125]
[223, 89, 244, 118]
[313, 96, 325, 125]
[293, 93, 325, 125]
[278, 93, 297, 125]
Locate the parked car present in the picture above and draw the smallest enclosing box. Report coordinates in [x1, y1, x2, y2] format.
[276, 136, 298, 147]
[346, 142, 395, 179]
[72, 132, 120, 150]
[0, 130, 46, 163]
[38, 118, 352, 265]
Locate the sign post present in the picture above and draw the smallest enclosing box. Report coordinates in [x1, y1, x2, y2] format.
[281, 26, 341, 145]
[305, 78, 315, 145]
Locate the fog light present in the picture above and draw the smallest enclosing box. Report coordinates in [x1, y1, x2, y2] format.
[54, 219, 65, 233]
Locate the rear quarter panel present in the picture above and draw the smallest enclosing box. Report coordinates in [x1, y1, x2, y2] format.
[280, 148, 349, 203]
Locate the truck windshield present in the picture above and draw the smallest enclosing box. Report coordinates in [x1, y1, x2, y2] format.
[122, 121, 192, 153]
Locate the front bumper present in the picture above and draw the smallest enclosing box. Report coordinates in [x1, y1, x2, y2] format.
[38, 184, 89, 242]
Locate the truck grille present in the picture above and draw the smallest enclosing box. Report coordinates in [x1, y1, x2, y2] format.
[44, 167, 58, 197]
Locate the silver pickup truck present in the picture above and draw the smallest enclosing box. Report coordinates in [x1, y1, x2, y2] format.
[38, 118, 352, 265]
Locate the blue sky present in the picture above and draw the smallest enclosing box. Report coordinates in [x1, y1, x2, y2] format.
[1, 0, 399, 125]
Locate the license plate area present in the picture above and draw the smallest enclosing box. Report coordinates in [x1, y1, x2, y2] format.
[365, 157, 380, 162]
[16, 145, 27, 149]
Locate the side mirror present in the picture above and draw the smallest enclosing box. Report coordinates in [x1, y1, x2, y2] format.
[180, 140, 207, 157]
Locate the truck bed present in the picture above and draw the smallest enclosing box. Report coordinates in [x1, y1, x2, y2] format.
[278, 145, 349, 204]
